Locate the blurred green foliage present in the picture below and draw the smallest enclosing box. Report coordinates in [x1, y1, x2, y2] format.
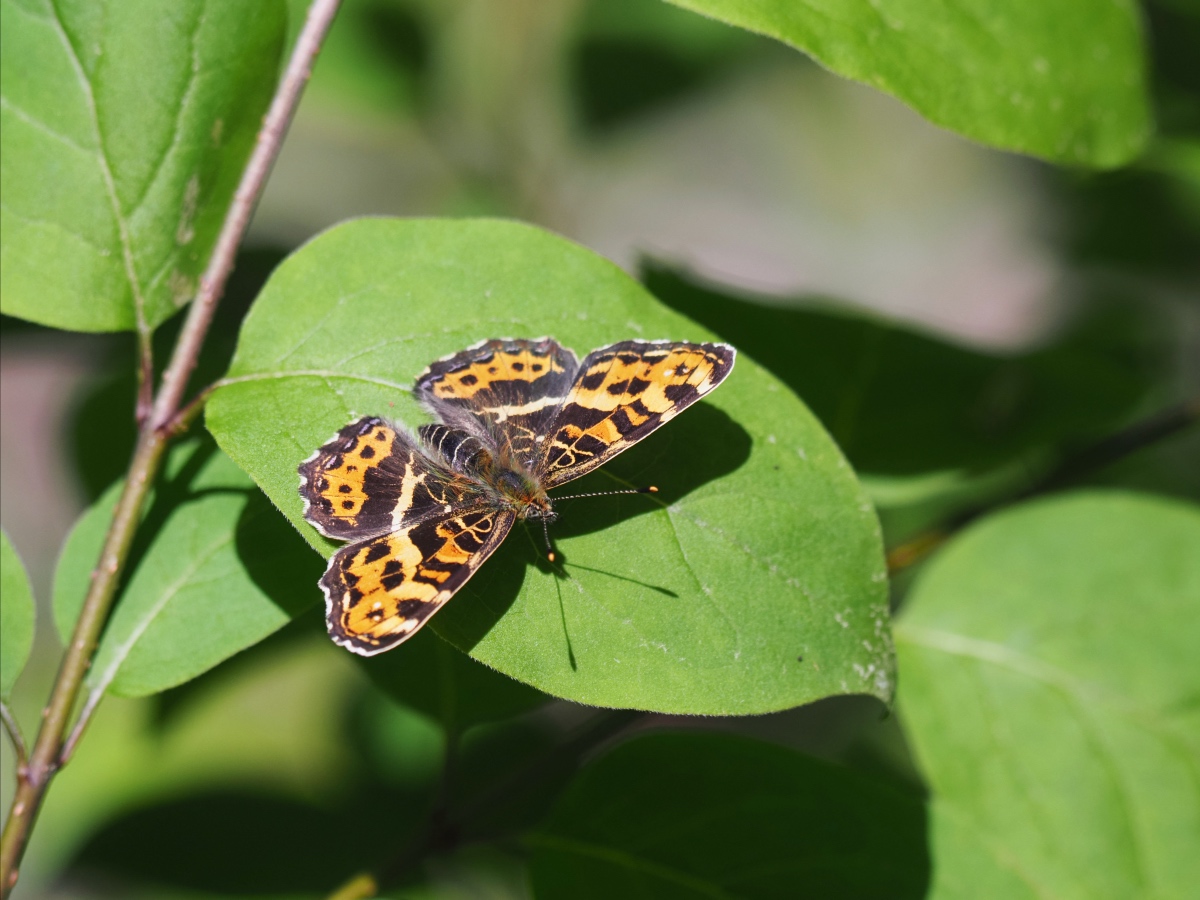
[1, 0, 1197, 898]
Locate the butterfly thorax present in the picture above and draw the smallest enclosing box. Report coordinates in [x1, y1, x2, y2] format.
[420, 423, 553, 521]
[490, 466, 555, 521]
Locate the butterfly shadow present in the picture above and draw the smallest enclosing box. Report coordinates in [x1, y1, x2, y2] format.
[437, 402, 752, 653]
[233, 488, 326, 622]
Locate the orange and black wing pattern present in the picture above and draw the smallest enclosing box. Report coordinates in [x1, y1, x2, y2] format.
[415, 338, 579, 467]
[299, 417, 484, 540]
[538, 340, 735, 488]
[300, 336, 735, 657]
[321, 507, 515, 655]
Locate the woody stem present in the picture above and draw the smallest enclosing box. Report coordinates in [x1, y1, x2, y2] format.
[0, 2, 341, 893]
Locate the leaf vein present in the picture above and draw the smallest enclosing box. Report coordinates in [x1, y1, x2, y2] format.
[47, 0, 150, 337]
[0, 95, 93, 155]
[524, 833, 739, 900]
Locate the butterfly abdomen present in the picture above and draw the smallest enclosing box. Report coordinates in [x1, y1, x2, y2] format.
[420, 423, 492, 475]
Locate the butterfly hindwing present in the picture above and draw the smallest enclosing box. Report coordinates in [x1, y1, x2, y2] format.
[538, 340, 735, 487]
[299, 417, 485, 540]
[322, 507, 516, 655]
[415, 338, 580, 467]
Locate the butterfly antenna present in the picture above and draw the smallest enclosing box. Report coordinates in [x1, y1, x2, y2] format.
[543, 517, 557, 563]
[545, 487, 659, 563]
[552, 485, 658, 502]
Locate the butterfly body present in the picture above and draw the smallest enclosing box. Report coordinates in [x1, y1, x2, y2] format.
[417, 422, 554, 521]
[299, 337, 735, 655]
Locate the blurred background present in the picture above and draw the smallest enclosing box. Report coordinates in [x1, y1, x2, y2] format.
[2, 0, 1197, 895]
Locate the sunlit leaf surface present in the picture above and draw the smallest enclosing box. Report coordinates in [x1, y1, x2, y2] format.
[0, 0, 284, 331]
[666, 0, 1150, 167]
[897, 491, 1200, 898]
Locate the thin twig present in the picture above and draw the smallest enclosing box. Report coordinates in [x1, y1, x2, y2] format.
[160, 383, 217, 438]
[0, 3, 342, 893]
[56, 686, 104, 769]
[0, 704, 26, 774]
[887, 396, 1200, 573]
[135, 333, 154, 427]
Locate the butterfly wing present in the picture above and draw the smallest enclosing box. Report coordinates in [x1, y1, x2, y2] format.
[299, 417, 485, 540]
[538, 340, 735, 488]
[415, 338, 579, 468]
[322, 507, 516, 655]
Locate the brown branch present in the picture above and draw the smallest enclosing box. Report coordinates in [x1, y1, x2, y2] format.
[887, 396, 1200, 573]
[135, 332, 155, 427]
[159, 381, 218, 438]
[0, 2, 342, 893]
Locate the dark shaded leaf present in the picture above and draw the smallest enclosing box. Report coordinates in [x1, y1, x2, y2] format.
[359, 627, 547, 735]
[528, 731, 929, 899]
[645, 263, 1156, 476]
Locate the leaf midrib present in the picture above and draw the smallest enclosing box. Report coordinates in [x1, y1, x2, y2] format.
[898, 623, 1156, 894]
[47, 0, 150, 333]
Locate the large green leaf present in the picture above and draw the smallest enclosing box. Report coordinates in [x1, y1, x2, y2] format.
[0, 529, 36, 699]
[205, 217, 893, 715]
[665, 0, 1150, 168]
[645, 264, 1155, 477]
[54, 439, 322, 697]
[528, 731, 928, 898]
[0, 0, 284, 332]
[896, 491, 1200, 899]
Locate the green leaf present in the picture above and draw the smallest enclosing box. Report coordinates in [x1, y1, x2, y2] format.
[0, 0, 284, 332]
[359, 628, 547, 734]
[0, 529, 36, 699]
[206, 217, 893, 715]
[665, 0, 1150, 168]
[73, 789, 394, 893]
[645, 264, 1155, 476]
[54, 438, 322, 697]
[454, 716, 572, 840]
[895, 491, 1200, 899]
[528, 731, 929, 898]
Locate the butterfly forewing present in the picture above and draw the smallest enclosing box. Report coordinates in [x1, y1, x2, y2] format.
[538, 341, 735, 487]
[415, 338, 580, 466]
[322, 507, 516, 655]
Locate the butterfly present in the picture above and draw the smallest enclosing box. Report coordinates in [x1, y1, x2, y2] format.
[298, 337, 736, 655]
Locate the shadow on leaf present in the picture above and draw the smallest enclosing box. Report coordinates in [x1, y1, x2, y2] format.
[435, 401, 750, 652]
[234, 487, 325, 620]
